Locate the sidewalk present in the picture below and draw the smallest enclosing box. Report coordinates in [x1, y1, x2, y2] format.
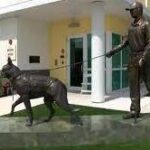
[0, 85, 150, 116]
[68, 87, 150, 113]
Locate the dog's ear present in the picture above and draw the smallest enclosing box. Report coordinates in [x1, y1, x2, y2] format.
[8, 57, 12, 65]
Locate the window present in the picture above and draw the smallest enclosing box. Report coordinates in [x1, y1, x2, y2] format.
[112, 33, 130, 90]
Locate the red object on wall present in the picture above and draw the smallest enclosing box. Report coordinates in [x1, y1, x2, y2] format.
[3, 82, 11, 96]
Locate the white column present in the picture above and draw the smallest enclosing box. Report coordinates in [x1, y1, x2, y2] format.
[91, 1, 105, 103]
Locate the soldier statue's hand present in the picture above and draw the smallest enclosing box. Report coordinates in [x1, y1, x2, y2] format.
[139, 58, 144, 67]
[106, 51, 113, 58]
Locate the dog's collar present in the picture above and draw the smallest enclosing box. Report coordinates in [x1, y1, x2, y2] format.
[10, 72, 22, 82]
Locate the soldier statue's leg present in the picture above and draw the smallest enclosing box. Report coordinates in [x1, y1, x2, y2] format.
[123, 56, 141, 119]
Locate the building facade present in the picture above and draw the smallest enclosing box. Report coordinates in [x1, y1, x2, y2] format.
[0, 0, 149, 102]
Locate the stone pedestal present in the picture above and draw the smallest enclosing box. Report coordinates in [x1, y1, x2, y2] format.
[0, 115, 150, 149]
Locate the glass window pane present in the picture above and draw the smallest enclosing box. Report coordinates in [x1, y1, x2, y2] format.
[112, 53, 121, 68]
[122, 70, 128, 88]
[112, 70, 121, 90]
[122, 46, 130, 68]
[112, 33, 121, 46]
[70, 38, 83, 87]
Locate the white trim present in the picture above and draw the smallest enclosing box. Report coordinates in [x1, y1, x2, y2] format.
[145, 0, 148, 7]
[83, 34, 88, 86]
[120, 39, 123, 89]
[106, 31, 112, 93]
[0, 0, 62, 15]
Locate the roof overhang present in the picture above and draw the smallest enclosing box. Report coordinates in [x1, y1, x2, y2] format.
[0, 0, 61, 15]
[0, 0, 149, 22]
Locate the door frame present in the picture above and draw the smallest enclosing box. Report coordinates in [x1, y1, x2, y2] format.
[67, 34, 87, 92]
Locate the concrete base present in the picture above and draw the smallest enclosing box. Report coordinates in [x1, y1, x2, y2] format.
[0, 115, 150, 149]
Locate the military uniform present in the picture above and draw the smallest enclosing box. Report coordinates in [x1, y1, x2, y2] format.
[106, 2, 150, 118]
[128, 18, 150, 114]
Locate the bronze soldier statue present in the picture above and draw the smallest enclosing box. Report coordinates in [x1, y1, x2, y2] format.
[106, 2, 150, 119]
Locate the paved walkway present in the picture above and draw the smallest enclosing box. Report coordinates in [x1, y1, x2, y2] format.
[68, 85, 150, 113]
[0, 85, 150, 116]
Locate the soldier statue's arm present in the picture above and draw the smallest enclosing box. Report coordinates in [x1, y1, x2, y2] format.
[105, 39, 129, 58]
[139, 21, 150, 66]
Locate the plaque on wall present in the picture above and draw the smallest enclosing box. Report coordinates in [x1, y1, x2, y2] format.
[7, 39, 16, 61]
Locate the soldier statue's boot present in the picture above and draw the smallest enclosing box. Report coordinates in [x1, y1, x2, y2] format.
[122, 111, 140, 119]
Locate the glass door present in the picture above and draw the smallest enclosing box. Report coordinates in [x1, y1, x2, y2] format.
[70, 37, 83, 88]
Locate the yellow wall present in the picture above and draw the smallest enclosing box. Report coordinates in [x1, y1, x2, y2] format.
[49, 18, 91, 84]
[106, 15, 129, 35]
[49, 15, 130, 84]
[148, 0, 150, 8]
[137, 0, 150, 8]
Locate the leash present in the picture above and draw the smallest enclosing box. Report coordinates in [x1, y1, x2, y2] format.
[9, 53, 106, 102]
[49, 54, 106, 71]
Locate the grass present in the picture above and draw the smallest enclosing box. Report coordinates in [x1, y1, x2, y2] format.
[2, 139, 150, 150]
[9, 104, 125, 118]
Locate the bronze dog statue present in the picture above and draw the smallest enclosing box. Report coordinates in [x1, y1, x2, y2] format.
[1, 57, 82, 126]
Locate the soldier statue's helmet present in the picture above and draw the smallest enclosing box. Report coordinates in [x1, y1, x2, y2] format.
[125, 1, 143, 11]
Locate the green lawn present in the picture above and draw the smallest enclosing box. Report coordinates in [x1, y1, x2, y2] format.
[3, 140, 150, 150]
[9, 104, 125, 118]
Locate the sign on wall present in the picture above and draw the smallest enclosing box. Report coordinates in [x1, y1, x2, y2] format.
[7, 39, 16, 61]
